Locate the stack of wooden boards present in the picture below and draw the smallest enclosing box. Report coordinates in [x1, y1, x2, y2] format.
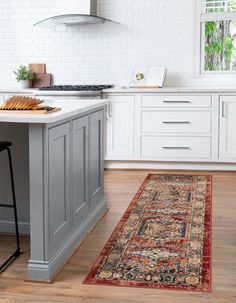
[0, 96, 60, 114]
[29, 63, 52, 88]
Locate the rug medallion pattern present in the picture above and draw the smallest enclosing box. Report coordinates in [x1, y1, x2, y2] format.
[84, 174, 212, 292]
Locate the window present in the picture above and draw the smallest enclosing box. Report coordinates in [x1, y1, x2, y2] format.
[197, 0, 236, 73]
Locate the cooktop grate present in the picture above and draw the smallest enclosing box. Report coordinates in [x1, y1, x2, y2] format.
[39, 85, 113, 91]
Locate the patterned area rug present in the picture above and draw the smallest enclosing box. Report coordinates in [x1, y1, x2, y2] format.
[84, 174, 212, 292]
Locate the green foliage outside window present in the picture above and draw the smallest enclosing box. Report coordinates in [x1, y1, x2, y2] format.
[206, 0, 236, 13]
[204, 0, 236, 71]
[205, 20, 235, 71]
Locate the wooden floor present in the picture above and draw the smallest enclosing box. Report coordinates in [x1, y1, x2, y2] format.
[0, 170, 236, 303]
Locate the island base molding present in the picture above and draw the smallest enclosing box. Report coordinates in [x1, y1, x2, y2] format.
[27, 199, 107, 282]
[105, 161, 236, 171]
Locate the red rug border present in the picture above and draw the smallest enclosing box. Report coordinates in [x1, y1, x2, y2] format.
[83, 174, 212, 292]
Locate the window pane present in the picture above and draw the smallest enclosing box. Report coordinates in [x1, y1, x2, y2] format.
[205, 0, 236, 12]
[204, 20, 236, 71]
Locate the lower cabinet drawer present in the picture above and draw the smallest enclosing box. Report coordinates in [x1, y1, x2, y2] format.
[141, 136, 211, 159]
[141, 111, 211, 133]
[142, 95, 212, 108]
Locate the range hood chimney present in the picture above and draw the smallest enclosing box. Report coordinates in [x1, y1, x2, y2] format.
[34, 0, 118, 27]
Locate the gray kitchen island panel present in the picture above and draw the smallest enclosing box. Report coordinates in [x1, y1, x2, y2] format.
[0, 99, 108, 282]
[48, 122, 71, 255]
[27, 108, 106, 281]
[72, 115, 89, 228]
[90, 110, 104, 210]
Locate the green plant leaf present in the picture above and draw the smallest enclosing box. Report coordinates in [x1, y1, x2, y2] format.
[13, 65, 34, 82]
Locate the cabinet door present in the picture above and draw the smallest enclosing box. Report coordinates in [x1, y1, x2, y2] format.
[220, 97, 236, 159]
[90, 110, 104, 210]
[48, 122, 71, 254]
[72, 116, 89, 228]
[106, 95, 135, 158]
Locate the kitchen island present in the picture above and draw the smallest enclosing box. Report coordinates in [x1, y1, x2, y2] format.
[0, 98, 108, 281]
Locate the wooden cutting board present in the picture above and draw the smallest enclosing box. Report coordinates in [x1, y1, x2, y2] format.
[0, 107, 61, 114]
[29, 64, 46, 74]
[32, 74, 52, 88]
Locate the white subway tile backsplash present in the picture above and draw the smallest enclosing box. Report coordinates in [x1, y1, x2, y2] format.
[1, 0, 236, 88]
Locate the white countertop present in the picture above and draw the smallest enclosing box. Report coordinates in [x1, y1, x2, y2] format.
[0, 88, 35, 94]
[0, 98, 108, 124]
[103, 86, 236, 93]
[2, 86, 236, 95]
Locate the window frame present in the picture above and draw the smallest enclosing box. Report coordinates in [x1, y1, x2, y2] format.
[194, 0, 236, 76]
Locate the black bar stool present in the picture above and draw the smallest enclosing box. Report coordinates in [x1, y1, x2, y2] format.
[0, 141, 20, 272]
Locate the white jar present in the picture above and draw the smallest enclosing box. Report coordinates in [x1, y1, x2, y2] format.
[19, 80, 30, 89]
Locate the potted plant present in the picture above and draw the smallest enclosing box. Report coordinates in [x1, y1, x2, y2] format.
[13, 65, 34, 89]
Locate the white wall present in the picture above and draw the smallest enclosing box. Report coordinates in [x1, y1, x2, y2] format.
[1, 0, 236, 88]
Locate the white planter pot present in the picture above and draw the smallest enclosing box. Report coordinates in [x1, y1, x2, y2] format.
[19, 80, 30, 89]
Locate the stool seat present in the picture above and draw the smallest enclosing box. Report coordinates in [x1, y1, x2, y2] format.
[0, 141, 12, 152]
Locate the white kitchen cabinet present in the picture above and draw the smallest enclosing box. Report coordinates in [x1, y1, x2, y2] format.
[106, 95, 135, 159]
[139, 94, 214, 161]
[220, 96, 236, 160]
[103, 91, 236, 169]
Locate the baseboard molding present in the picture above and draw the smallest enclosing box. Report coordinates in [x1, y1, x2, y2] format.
[105, 161, 236, 171]
[0, 219, 30, 235]
[26, 198, 107, 282]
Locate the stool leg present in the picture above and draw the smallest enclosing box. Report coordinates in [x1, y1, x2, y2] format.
[0, 148, 20, 272]
[6, 147, 20, 254]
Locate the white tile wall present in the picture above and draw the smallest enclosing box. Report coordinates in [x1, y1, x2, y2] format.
[1, 0, 236, 88]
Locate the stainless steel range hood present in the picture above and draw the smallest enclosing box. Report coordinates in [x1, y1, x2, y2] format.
[34, 0, 118, 27]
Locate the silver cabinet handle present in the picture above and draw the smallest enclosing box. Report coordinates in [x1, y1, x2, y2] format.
[108, 103, 112, 118]
[222, 102, 227, 118]
[162, 147, 190, 150]
[162, 121, 191, 124]
[163, 100, 191, 103]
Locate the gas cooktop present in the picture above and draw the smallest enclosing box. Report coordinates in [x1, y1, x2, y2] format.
[39, 85, 113, 91]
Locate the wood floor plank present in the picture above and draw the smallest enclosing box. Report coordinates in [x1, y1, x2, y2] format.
[0, 170, 236, 303]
